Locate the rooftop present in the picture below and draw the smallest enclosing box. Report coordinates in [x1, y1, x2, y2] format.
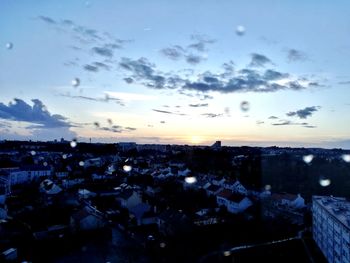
[313, 195, 350, 229]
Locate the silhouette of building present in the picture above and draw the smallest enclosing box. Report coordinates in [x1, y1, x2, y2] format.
[312, 196, 350, 263]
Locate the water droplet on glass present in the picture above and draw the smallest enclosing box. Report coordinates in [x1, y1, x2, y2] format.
[341, 154, 350, 163]
[71, 78, 80, 87]
[79, 161, 85, 166]
[264, 184, 271, 191]
[94, 122, 100, 128]
[107, 119, 113, 125]
[236, 25, 245, 36]
[185, 176, 197, 184]
[30, 150, 36, 156]
[70, 139, 77, 148]
[123, 165, 132, 172]
[43, 162, 48, 167]
[303, 154, 314, 164]
[160, 242, 166, 248]
[6, 42, 13, 50]
[223, 250, 231, 257]
[224, 107, 230, 115]
[62, 154, 67, 159]
[319, 177, 331, 187]
[240, 101, 250, 112]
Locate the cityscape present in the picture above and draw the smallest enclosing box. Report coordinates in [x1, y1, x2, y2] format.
[1, 0, 350, 262]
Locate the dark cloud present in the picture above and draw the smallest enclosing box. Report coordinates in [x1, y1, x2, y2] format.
[83, 64, 99, 72]
[286, 106, 320, 119]
[249, 53, 272, 67]
[256, 121, 265, 125]
[303, 125, 317, 128]
[189, 103, 208, 107]
[124, 77, 134, 84]
[186, 54, 204, 65]
[152, 109, 186, 116]
[268, 116, 278, 119]
[94, 124, 136, 133]
[91, 46, 113, 58]
[160, 46, 185, 60]
[60, 94, 124, 106]
[264, 69, 289, 80]
[93, 62, 110, 70]
[272, 120, 314, 127]
[0, 99, 72, 128]
[160, 121, 166, 124]
[201, 113, 223, 118]
[287, 49, 307, 62]
[188, 34, 215, 52]
[38, 16, 56, 24]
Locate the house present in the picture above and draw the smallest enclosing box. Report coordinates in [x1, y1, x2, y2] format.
[271, 193, 305, 209]
[223, 180, 248, 195]
[205, 184, 222, 196]
[78, 189, 96, 200]
[216, 189, 253, 214]
[70, 206, 106, 232]
[128, 203, 157, 225]
[116, 190, 142, 210]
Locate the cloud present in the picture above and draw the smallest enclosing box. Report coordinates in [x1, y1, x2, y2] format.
[95, 124, 136, 133]
[38, 16, 56, 24]
[91, 46, 113, 58]
[287, 49, 307, 62]
[188, 34, 216, 52]
[249, 53, 273, 67]
[256, 121, 265, 125]
[303, 125, 317, 128]
[286, 106, 320, 119]
[83, 64, 99, 72]
[338, 81, 350, 85]
[271, 120, 314, 127]
[60, 94, 124, 106]
[186, 54, 204, 65]
[93, 62, 110, 70]
[160, 46, 185, 60]
[189, 103, 208, 107]
[268, 116, 278, 119]
[152, 109, 186, 116]
[201, 113, 223, 118]
[0, 99, 72, 128]
[119, 55, 321, 95]
[124, 77, 134, 84]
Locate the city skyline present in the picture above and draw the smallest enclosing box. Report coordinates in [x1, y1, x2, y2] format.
[1, 0, 350, 149]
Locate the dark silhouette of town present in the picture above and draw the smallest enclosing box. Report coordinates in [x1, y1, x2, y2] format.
[1, 139, 349, 262]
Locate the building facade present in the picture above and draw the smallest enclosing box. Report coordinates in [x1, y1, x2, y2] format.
[312, 196, 350, 263]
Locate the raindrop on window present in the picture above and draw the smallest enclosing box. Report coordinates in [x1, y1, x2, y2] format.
[223, 250, 231, 257]
[264, 184, 271, 191]
[62, 154, 67, 159]
[5, 42, 13, 50]
[319, 177, 331, 187]
[240, 101, 250, 112]
[341, 154, 350, 163]
[30, 150, 36, 156]
[236, 25, 245, 36]
[185, 176, 197, 184]
[123, 165, 132, 172]
[303, 154, 314, 164]
[79, 161, 85, 166]
[94, 122, 100, 128]
[70, 139, 78, 148]
[71, 78, 80, 87]
[160, 242, 166, 248]
[43, 162, 48, 167]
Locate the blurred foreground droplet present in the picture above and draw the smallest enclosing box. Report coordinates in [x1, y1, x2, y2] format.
[236, 25, 245, 36]
[319, 177, 331, 187]
[123, 165, 132, 172]
[240, 101, 250, 112]
[185, 176, 197, 184]
[264, 184, 271, 191]
[71, 78, 80, 87]
[30, 150, 36, 156]
[6, 42, 13, 50]
[70, 139, 77, 148]
[341, 154, 350, 163]
[223, 250, 231, 257]
[79, 161, 85, 166]
[303, 155, 314, 164]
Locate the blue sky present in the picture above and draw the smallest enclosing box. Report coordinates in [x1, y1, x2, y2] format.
[1, 0, 350, 148]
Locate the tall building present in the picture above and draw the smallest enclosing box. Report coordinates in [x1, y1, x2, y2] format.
[312, 196, 350, 263]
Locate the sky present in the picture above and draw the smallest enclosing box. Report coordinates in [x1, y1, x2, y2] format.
[1, 0, 350, 148]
